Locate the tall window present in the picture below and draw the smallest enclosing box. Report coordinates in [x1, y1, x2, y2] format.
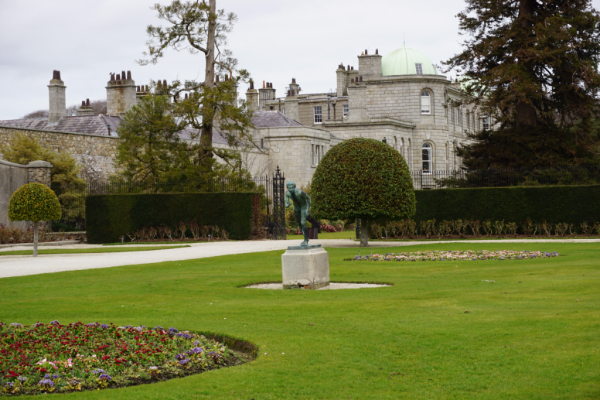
[482, 114, 490, 130]
[314, 106, 322, 124]
[407, 139, 412, 170]
[457, 107, 462, 126]
[422, 143, 432, 174]
[312, 144, 324, 165]
[451, 106, 455, 124]
[415, 63, 423, 75]
[466, 112, 470, 129]
[445, 143, 449, 170]
[343, 104, 349, 117]
[421, 91, 431, 114]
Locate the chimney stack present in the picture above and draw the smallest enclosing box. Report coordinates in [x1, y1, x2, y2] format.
[48, 70, 66, 124]
[77, 98, 94, 116]
[258, 81, 276, 110]
[106, 69, 136, 116]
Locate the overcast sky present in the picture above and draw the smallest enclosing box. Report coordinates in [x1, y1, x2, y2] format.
[1, 0, 599, 120]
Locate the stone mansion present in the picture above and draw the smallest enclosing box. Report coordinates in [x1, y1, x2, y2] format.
[0, 45, 487, 187]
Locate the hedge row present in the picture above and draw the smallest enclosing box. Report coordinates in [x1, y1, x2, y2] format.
[86, 193, 256, 244]
[413, 184, 600, 225]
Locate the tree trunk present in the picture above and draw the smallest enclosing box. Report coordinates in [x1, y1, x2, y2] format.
[201, 0, 217, 164]
[516, 0, 537, 128]
[360, 218, 369, 247]
[33, 221, 39, 257]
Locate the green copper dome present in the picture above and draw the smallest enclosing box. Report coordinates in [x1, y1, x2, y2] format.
[382, 44, 438, 76]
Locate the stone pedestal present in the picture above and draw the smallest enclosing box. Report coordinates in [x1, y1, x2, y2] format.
[282, 245, 329, 289]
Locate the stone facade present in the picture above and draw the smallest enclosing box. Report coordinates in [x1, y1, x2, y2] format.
[248, 46, 481, 186]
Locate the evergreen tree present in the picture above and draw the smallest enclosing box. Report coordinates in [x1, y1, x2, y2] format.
[138, 0, 256, 175]
[115, 94, 182, 182]
[444, 0, 600, 168]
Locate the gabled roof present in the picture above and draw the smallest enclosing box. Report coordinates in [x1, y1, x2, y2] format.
[252, 111, 302, 128]
[0, 115, 123, 136]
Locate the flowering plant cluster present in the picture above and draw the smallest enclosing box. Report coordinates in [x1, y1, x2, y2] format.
[125, 221, 229, 243]
[0, 321, 246, 396]
[352, 250, 560, 262]
[0, 224, 73, 245]
[320, 224, 344, 233]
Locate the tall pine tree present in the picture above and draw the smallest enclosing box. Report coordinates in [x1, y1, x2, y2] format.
[444, 0, 600, 168]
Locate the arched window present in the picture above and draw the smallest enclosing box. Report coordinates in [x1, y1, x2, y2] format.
[422, 143, 432, 174]
[421, 91, 431, 114]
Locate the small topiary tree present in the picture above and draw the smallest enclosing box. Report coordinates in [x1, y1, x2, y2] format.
[312, 138, 416, 246]
[8, 183, 62, 256]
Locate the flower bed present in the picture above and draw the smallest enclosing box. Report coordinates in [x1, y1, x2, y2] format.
[350, 250, 560, 262]
[0, 321, 251, 396]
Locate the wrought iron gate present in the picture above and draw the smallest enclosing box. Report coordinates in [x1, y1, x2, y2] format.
[271, 166, 287, 240]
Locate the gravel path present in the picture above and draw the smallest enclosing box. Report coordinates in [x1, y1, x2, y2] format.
[1, 238, 598, 279]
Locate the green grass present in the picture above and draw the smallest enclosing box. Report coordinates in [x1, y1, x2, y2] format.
[0, 242, 599, 399]
[0, 245, 189, 256]
[287, 230, 355, 240]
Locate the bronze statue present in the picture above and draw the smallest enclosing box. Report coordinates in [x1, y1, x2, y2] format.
[285, 181, 311, 247]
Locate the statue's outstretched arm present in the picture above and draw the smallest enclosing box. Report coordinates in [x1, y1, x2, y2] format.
[285, 192, 292, 208]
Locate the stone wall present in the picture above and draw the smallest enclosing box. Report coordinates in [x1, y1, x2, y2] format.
[263, 126, 333, 187]
[0, 159, 53, 228]
[0, 125, 118, 176]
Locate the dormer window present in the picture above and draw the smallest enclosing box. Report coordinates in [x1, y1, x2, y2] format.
[415, 63, 423, 75]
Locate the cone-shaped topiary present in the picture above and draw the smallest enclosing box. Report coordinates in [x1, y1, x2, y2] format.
[311, 138, 416, 246]
[9, 183, 61, 256]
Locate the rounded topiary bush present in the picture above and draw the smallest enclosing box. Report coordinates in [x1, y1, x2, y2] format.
[9, 183, 61, 256]
[311, 138, 415, 246]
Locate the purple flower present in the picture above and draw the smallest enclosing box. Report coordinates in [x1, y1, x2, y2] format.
[9, 323, 22, 327]
[175, 354, 188, 361]
[193, 341, 200, 346]
[50, 320, 60, 325]
[176, 333, 192, 339]
[98, 374, 112, 381]
[186, 347, 203, 355]
[5, 382, 14, 389]
[179, 359, 190, 365]
[86, 322, 98, 327]
[17, 376, 27, 382]
[124, 325, 132, 329]
[52, 374, 60, 379]
[91, 369, 106, 374]
[44, 374, 51, 379]
[38, 379, 54, 387]
[32, 322, 44, 327]
[136, 326, 143, 332]
[168, 327, 178, 334]
[100, 324, 109, 329]
[154, 325, 164, 331]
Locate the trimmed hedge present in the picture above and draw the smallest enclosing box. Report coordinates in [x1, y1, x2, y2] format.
[414, 184, 600, 225]
[86, 193, 256, 244]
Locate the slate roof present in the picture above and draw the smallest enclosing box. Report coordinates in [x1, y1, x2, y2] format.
[252, 111, 302, 128]
[0, 115, 123, 136]
[0, 111, 299, 144]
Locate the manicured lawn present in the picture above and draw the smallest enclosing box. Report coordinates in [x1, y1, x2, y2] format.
[0, 246, 189, 256]
[287, 230, 355, 240]
[0, 242, 598, 399]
